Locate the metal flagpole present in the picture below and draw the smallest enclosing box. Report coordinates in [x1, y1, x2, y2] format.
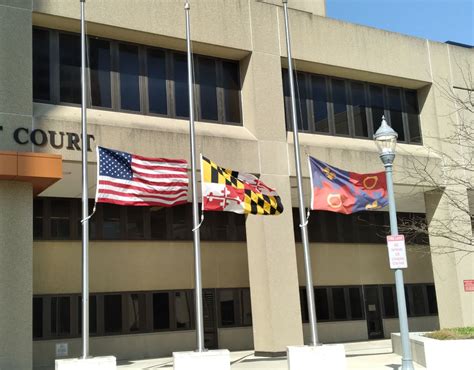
[80, 0, 90, 359]
[185, 1, 205, 352]
[282, 0, 319, 346]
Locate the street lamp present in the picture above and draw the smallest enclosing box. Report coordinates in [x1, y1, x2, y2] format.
[374, 116, 414, 370]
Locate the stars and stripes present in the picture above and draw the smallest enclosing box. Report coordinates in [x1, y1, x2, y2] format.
[95, 146, 188, 207]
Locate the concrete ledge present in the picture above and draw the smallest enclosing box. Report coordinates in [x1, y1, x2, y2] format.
[287, 344, 346, 370]
[55, 356, 116, 370]
[391, 332, 474, 370]
[173, 349, 230, 370]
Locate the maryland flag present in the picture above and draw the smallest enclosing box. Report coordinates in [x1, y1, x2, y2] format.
[309, 156, 388, 214]
[201, 156, 284, 215]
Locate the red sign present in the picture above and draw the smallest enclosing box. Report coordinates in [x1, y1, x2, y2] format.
[464, 280, 474, 292]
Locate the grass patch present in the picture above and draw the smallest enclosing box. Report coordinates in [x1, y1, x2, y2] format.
[425, 327, 474, 340]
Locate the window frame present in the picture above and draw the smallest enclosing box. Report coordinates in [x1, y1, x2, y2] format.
[283, 69, 422, 145]
[33, 27, 242, 126]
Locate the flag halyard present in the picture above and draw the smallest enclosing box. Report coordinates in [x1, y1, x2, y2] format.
[96, 146, 188, 207]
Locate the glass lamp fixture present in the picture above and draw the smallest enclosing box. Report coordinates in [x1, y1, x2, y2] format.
[374, 115, 398, 156]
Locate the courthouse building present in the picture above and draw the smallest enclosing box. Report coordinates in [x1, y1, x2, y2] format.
[0, 0, 472, 368]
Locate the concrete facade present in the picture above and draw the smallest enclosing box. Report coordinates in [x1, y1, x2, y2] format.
[0, 0, 472, 368]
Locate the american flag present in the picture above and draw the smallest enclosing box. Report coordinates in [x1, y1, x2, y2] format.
[95, 146, 188, 207]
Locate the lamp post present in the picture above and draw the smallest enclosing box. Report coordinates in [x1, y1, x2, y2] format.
[374, 116, 414, 370]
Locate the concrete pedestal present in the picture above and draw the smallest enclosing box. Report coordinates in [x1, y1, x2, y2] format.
[55, 356, 116, 370]
[173, 349, 230, 370]
[287, 344, 346, 370]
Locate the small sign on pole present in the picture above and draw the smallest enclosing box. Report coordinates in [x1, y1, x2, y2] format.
[464, 280, 474, 292]
[387, 235, 407, 269]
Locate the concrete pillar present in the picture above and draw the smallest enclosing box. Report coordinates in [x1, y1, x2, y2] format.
[0, 181, 33, 370]
[425, 187, 474, 328]
[241, 1, 304, 354]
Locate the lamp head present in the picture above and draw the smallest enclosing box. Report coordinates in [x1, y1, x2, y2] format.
[374, 115, 398, 157]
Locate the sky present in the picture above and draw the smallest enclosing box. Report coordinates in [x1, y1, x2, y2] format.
[326, 0, 474, 46]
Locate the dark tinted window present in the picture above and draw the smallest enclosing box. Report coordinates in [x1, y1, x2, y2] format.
[315, 288, 329, 320]
[241, 289, 252, 326]
[153, 292, 170, 330]
[388, 88, 405, 141]
[405, 90, 421, 143]
[223, 61, 241, 123]
[332, 287, 347, 319]
[126, 207, 144, 239]
[198, 58, 218, 121]
[351, 82, 368, 137]
[104, 295, 122, 333]
[147, 49, 167, 115]
[33, 198, 43, 239]
[127, 293, 146, 332]
[296, 74, 308, 131]
[150, 206, 167, 239]
[411, 285, 426, 315]
[59, 33, 81, 104]
[370, 85, 385, 130]
[33, 297, 43, 339]
[349, 288, 363, 319]
[171, 204, 189, 240]
[119, 44, 140, 111]
[33, 28, 50, 101]
[174, 54, 189, 118]
[78, 295, 97, 334]
[50, 199, 70, 238]
[426, 285, 438, 314]
[312, 76, 329, 133]
[102, 204, 121, 239]
[51, 296, 70, 336]
[174, 292, 191, 329]
[331, 79, 349, 135]
[382, 286, 396, 317]
[219, 290, 236, 326]
[89, 38, 111, 108]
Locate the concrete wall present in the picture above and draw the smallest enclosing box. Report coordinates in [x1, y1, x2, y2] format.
[0, 182, 33, 370]
[383, 316, 439, 339]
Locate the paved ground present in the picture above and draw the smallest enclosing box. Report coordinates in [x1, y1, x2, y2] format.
[117, 339, 426, 369]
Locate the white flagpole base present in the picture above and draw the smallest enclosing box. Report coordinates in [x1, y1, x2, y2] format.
[173, 349, 230, 370]
[287, 344, 346, 370]
[55, 356, 116, 370]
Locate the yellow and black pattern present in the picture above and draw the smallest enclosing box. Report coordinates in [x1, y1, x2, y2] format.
[201, 156, 284, 215]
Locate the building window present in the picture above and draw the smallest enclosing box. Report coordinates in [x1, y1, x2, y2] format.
[153, 292, 170, 330]
[103, 294, 122, 333]
[59, 33, 81, 104]
[33, 28, 242, 126]
[426, 284, 438, 314]
[380, 284, 438, 318]
[33, 28, 50, 101]
[119, 43, 141, 112]
[217, 288, 252, 328]
[126, 293, 146, 332]
[147, 48, 168, 115]
[78, 295, 97, 334]
[33, 198, 246, 241]
[49, 198, 71, 239]
[89, 38, 112, 108]
[51, 296, 71, 337]
[293, 208, 426, 245]
[283, 70, 422, 144]
[174, 291, 192, 329]
[33, 297, 43, 339]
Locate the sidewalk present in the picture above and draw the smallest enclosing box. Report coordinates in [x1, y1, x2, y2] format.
[117, 339, 426, 369]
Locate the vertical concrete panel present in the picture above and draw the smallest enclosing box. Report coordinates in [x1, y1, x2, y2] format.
[0, 181, 33, 369]
[0, 2, 32, 116]
[246, 174, 304, 353]
[425, 188, 474, 327]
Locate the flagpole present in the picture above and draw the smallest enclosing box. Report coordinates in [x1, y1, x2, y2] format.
[282, 0, 319, 346]
[80, 0, 90, 359]
[185, 1, 205, 352]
